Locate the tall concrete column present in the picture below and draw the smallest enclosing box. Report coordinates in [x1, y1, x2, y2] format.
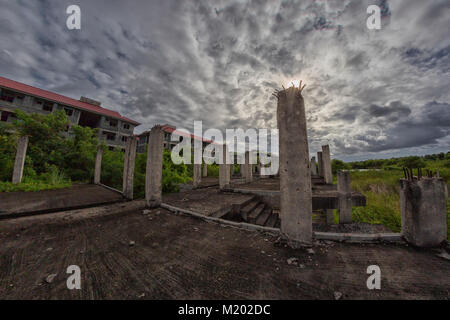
[193, 164, 202, 188]
[276, 84, 312, 247]
[94, 146, 103, 185]
[12, 136, 29, 184]
[146, 126, 164, 208]
[317, 151, 323, 177]
[337, 170, 352, 224]
[400, 177, 447, 247]
[322, 145, 332, 184]
[123, 137, 137, 200]
[219, 144, 230, 189]
[310, 156, 317, 175]
[230, 164, 235, 178]
[244, 151, 253, 183]
[202, 162, 207, 177]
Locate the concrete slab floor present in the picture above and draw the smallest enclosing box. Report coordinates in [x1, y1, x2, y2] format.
[0, 204, 448, 300]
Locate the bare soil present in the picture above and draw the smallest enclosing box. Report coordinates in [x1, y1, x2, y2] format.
[0, 202, 448, 300]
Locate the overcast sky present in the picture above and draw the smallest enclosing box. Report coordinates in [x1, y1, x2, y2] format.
[0, 0, 449, 161]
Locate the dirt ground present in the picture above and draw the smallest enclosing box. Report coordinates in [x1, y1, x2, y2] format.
[0, 202, 448, 300]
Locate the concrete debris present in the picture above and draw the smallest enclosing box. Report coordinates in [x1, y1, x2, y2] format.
[142, 209, 151, 215]
[129, 241, 135, 246]
[287, 257, 299, 265]
[307, 248, 315, 255]
[436, 251, 450, 261]
[45, 274, 57, 284]
[334, 291, 342, 300]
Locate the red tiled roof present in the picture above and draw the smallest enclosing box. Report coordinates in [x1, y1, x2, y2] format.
[137, 125, 213, 144]
[0, 76, 140, 125]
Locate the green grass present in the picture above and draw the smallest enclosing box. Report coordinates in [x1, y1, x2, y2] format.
[347, 168, 450, 239]
[0, 180, 71, 192]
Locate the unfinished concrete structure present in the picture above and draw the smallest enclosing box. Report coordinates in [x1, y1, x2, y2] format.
[202, 162, 207, 177]
[337, 170, 352, 223]
[317, 151, 323, 177]
[123, 138, 138, 200]
[219, 144, 230, 189]
[310, 156, 317, 175]
[12, 136, 29, 184]
[321, 145, 332, 184]
[94, 146, 103, 185]
[145, 126, 164, 208]
[276, 83, 312, 246]
[400, 176, 447, 247]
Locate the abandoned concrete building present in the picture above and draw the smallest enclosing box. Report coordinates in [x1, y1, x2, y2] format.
[0, 76, 140, 150]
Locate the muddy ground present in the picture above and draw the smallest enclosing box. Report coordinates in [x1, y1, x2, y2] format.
[0, 202, 448, 300]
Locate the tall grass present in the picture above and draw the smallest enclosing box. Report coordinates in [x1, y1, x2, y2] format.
[348, 168, 450, 239]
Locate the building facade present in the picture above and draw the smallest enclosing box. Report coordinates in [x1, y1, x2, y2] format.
[0, 76, 140, 150]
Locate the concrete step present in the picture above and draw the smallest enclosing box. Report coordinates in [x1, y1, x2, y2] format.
[255, 208, 271, 226]
[264, 212, 278, 228]
[248, 203, 266, 224]
[240, 199, 260, 221]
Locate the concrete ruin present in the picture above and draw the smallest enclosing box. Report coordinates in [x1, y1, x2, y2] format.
[12, 136, 28, 184]
[94, 146, 103, 185]
[400, 177, 447, 247]
[276, 83, 312, 246]
[145, 125, 164, 208]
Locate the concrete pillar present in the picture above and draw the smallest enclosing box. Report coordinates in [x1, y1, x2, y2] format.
[219, 144, 230, 189]
[230, 164, 235, 178]
[317, 151, 323, 177]
[326, 209, 334, 224]
[310, 156, 317, 175]
[240, 159, 245, 178]
[146, 126, 164, 208]
[322, 145, 332, 184]
[400, 178, 447, 247]
[12, 136, 29, 184]
[94, 146, 103, 185]
[202, 162, 207, 177]
[244, 151, 253, 183]
[193, 164, 202, 188]
[123, 137, 137, 200]
[337, 170, 352, 224]
[276, 84, 312, 247]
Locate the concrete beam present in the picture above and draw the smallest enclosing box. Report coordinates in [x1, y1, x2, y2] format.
[244, 151, 253, 183]
[145, 126, 164, 208]
[277, 85, 312, 247]
[400, 178, 447, 247]
[321, 145, 332, 184]
[94, 146, 103, 185]
[310, 156, 317, 175]
[193, 164, 202, 188]
[123, 138, 137, 200]
[202, 162, 207, 177]
[12, 136, 29, 184]
[317, 151, 323, 177]
[219, 144, 230, 189]
[337, 170, 352, 224]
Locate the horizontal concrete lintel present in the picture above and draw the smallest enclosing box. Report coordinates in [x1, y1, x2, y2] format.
[313, 232, 403, 242]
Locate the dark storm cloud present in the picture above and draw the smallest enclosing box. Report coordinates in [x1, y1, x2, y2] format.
[0, 0, 449, 160]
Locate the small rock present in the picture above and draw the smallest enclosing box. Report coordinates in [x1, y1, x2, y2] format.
[193, 227, 199, 231]
[45, 247, 53, 252]
[334, 291, 342, 300]
[287, 257, 299, 265]
[142, 209, 151, 215]
[129, 241, 135, 246]
[45, 274, 57, 284]
[436, 251, 450, 261]
[137, 293, 146, 298]
[261, 251, 265, 254]
[299, 264, 305, 269]
[307, 248, 315, 255]
[156, 211, 161, 215]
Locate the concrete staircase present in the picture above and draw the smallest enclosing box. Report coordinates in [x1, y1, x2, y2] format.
[239, 196, 280, 228]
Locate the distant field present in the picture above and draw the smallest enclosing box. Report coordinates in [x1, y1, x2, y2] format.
[345, 162, 449, 239]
